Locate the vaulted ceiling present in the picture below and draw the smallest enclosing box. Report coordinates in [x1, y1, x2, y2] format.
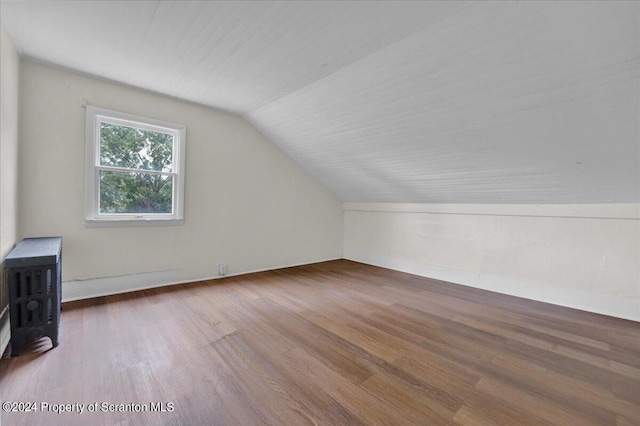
[2, 1, 638, 203]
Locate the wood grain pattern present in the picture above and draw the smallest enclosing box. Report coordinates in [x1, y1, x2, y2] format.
[1, 260, 638, 425]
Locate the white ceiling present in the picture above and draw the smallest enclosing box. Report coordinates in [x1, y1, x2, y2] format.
[2, 1, 638, 203]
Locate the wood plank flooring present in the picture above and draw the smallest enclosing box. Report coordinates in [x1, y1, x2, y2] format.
[1, 260, 639, 425]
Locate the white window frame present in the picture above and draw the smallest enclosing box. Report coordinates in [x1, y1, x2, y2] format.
[85, 105, 186, 227]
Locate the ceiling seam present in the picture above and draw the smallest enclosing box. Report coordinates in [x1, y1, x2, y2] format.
[242, 1, 472, 119]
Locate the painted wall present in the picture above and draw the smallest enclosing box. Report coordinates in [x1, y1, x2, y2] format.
[344, 203, 640, 321]
[0, 26, 19, 267]
[18, 61, 343, 296]
[0, 24, 20, 352]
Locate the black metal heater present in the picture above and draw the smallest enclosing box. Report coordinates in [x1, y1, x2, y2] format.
[4, 237, 62, 357]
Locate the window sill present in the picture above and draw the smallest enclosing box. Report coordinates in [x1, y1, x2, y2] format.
[85, 218, 184, 228]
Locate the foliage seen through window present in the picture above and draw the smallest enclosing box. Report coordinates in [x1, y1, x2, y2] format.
[99, 123, 174, 214]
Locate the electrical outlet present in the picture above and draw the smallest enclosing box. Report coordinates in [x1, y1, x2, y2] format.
[219, 263, 227, 276]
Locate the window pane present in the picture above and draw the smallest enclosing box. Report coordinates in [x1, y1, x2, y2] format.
[100, 122, 173, 172]
[99, 170, 173, 214]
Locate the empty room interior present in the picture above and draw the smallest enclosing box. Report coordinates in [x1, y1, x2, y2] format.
[0, 1, 639, 425]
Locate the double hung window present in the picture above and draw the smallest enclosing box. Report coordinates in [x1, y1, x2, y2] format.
[85, 106, 186, 225]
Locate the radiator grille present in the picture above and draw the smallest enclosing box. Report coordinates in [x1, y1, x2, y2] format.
[4, 237, 62, 357]
[12, 268, 55, 328]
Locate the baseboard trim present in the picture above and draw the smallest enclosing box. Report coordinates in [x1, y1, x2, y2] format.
[62, 257, 342, 303]
[344, 250, 640, 322]
[63, 270, 178, 302]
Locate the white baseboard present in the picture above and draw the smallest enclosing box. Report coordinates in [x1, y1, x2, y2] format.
[62, 270, 179, 302]
[344, 250, 640, 322]
[62, 257, 342, 303]
[0, 313, 10, 356]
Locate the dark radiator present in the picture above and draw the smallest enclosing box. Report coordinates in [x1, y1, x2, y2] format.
[0, 268, 8, 320]
[4, 237, 62, 357]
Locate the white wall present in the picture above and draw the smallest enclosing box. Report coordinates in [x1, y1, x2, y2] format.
[0, 26, 19, 268]
[0, 24, 20, 353]
[344, 203, 640, 321]
[18, 61, 343, 299]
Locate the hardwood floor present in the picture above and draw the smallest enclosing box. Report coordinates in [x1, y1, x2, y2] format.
[1, 260, 638, 425]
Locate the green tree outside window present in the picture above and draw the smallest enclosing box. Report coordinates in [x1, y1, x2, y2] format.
[99, 123, 174, 214]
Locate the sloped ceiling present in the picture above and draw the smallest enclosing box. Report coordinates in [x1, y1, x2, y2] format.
[2, 1, 638, 203]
